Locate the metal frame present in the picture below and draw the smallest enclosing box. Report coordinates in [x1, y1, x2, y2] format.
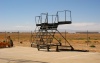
[56, 10, 72, 22]
[31, 10, 74, 51]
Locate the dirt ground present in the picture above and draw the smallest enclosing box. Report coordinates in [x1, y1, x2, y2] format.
[12, 40, 100, 52]
[0, 46, 100, 63]
[0, 32, 100, 63]
[0, 33, 100, 52]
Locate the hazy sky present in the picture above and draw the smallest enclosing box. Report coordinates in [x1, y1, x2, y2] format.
[0, 0, 100, 32]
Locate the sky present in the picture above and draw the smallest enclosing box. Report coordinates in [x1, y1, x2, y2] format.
[0, 0, 100, 32]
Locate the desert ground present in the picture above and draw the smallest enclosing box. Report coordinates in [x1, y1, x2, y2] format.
[0, 46, 100, 63]
[0, 32, 100, 63]
[0, 32, 100, 52]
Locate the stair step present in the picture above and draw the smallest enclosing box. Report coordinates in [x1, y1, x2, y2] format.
[40, 38, 53, 39]
[35, 35, 54, 36]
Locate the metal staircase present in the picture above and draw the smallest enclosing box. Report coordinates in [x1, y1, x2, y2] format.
[31, 10, 74, 51]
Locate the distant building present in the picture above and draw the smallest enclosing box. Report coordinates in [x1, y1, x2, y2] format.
[76, 32, 99, 34]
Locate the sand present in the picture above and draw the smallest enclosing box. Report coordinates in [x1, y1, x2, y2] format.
[0, 46, 100, 63]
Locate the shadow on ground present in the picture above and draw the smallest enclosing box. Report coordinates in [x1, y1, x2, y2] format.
[0, 58, 48, 63]
[39, 49, 89, 52]
[59, 49, 89, 52]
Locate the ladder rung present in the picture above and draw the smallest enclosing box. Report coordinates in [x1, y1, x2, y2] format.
[41, 38, 53, 39]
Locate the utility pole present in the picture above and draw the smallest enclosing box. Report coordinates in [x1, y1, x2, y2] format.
[5, 31, 7, 41]
[18, 31, 19, 43]
[87, 30, 89, 46]
[65, 30, 66, 45]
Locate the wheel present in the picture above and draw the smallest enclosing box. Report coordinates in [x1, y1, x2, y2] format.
[37, 45, 40, 51]
[31, 44, 33, 47]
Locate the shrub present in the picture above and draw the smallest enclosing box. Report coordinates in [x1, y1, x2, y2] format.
[90, 45, 96, 48]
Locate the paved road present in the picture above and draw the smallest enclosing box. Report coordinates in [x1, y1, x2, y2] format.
[0, 46, 100, 63]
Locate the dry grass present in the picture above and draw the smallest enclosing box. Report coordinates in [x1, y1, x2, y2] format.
[0, 32, 100, 52]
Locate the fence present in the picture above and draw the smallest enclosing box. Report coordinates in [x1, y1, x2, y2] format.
[0, 31, 100, 47]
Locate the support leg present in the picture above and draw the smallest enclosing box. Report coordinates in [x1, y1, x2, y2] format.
[47, 45, 50, 51]
[37, 45, 40, 51]
[56, 45, 59, 52]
